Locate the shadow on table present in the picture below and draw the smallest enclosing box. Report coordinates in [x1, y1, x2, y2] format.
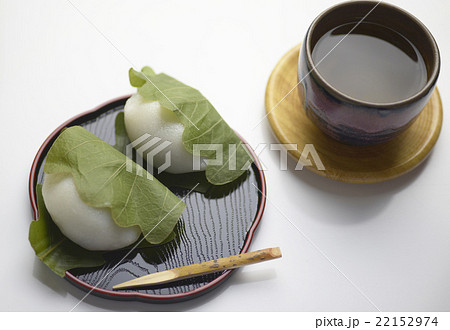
[32, 257, 277, 311]
[261, 114, 432, 226]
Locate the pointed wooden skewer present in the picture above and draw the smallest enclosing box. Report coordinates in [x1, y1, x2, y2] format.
[113, 247, 282, 290]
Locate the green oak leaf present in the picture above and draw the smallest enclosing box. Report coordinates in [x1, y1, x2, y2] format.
[29, 185, 178, 277]
[29, 185, 105, 277]
[114, 111, 212, 193]
[128, 67, 254, 185]
[43, 126, 186, 245]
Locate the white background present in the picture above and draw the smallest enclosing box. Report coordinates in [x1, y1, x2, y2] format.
[1, 0, 449, 312]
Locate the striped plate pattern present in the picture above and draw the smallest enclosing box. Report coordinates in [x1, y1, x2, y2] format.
[29, 95, 266, 302]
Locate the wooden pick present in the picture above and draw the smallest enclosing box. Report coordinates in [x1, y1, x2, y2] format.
[113, 247, 282, 290]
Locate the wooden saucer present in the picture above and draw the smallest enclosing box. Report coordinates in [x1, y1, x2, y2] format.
[265, 45, 443, 183]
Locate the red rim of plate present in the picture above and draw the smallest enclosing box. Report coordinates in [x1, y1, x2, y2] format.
[28, 95, 267, 302]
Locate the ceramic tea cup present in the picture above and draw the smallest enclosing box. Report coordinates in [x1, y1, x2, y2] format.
[298, 1, 440, 145]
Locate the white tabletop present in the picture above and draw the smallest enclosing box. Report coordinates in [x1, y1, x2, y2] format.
[1, 0, 449, 312]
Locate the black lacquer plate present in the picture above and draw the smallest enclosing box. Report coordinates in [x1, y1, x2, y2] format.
[29, 95, 266, 303]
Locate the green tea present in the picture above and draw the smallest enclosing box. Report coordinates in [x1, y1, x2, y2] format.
[312, 22, 427, 103]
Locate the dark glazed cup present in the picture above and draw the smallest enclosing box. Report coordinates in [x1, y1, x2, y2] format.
[298, 1, 440, 145]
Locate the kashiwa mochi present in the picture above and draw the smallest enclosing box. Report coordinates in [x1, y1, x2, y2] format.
[124, 93, 207, 174]
[42, 173, 141, 251]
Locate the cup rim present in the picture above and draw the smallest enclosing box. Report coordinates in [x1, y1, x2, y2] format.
[304, 0, 440, 108]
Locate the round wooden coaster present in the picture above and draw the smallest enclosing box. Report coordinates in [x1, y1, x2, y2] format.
[265, 45, 443, 183]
